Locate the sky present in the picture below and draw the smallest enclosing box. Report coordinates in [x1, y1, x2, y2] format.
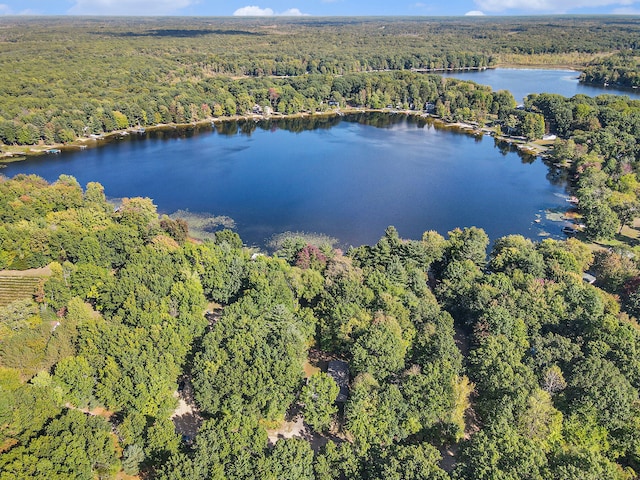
[2, 0, 640, 17]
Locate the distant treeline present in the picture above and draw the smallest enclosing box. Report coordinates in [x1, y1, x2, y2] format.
[1, 16, 640, 145]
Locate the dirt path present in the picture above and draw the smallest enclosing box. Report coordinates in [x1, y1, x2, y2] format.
[439, 325, 479, 474]
[267, 416, 308, 445]
[0, 266, 52, 277]
[64, 403, 115, 419]
[454, 325, 471, 358]
[266, 410, 343, 453]
[171, 376, 202, 439]
[439, 444, 460, 472]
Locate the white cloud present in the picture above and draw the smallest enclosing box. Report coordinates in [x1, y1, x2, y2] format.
[280, 8, 307, 15]
[474, 0, 637, 13]
[0, 4, 12, 15]
[68, 0, 198, 15]
[465, 10, 486, 15]
[233, 5, 309, 16]
[233, 5, 274, 16]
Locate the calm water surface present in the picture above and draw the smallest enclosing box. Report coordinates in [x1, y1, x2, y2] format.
[2, 115, 568, 247]
[440, 68, 640, 103]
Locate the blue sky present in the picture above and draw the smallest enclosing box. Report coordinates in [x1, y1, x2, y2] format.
[3, 0, 640, 17]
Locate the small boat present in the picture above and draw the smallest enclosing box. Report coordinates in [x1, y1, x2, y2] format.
[562, 226, 577, 235]
[46, 148, 61, 154]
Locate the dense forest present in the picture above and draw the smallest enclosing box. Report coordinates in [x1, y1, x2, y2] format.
[0, 16, 640, 146]
[580, 52, 640, 88]
[0, 174, 639, 479]
[2, 15, 640, 480]
[0, 69, 524, 145]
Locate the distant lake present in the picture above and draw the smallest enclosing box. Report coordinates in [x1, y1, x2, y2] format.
[440, 68, 640, 103]
[1, 114, 569, 248]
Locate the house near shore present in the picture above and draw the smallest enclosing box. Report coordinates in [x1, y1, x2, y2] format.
[327, 360, 350, 403]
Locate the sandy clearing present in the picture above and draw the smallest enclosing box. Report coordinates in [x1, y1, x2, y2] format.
[0, 265, 52, 277]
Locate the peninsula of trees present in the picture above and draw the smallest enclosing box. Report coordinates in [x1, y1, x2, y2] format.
[580, 52, 640, 88]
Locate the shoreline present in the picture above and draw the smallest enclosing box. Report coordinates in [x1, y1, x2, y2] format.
[0, 112, 340, 161]
[496, 64, 579, 71]
[0, 108, 549, 164]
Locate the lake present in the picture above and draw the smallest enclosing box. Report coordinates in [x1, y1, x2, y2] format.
[1, 113, 569, 248]
[440, 68, 640, 103]
[8, 66, 633, 248]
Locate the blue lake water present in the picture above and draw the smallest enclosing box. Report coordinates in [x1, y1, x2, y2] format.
[440, 68, 640, 103]
[1, 114, 568, 247]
